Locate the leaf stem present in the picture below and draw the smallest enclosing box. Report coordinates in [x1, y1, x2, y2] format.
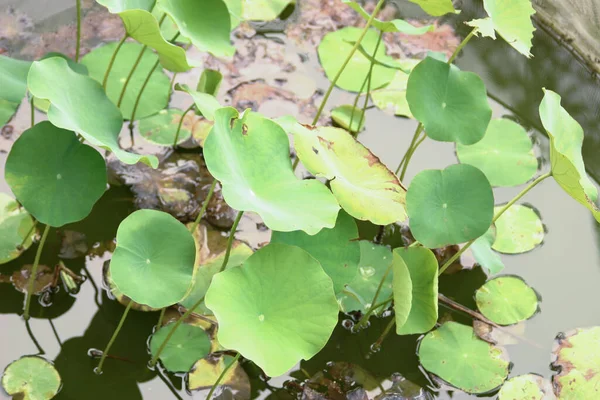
[156, 307, 166, 328]
[373, 318, 396, 349]
[75, 0, 82, 62]
[355, 263, 393, 329]
[173, 104, 195, 146]
[102, 34, 128, 90]
[219, 211, 244, 273]
[96, 301, 133, 374]
[438, 171, 552, 275]
[311, 0, 386, 125]
[23, 224, 50, 320]
[348, 73, 369, 136]
[357, 31, 383, 133]
[394, 123, 422, 175]
[117, 45, 147, 108]
[30, 96, 35, 128]
[127, 58, 160, 144]
[206, 353, 241, 400]
[399, 129, 426, 181]
[189, 179, 217, 233]
[447, 27, 477, 64]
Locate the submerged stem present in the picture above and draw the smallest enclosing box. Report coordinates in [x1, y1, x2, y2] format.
[438, 172, 552, 275]
[23, 224, 50, 320]
[173, 104, 195, 147]
[311, 0, 386, 125]
[117, 45, 147, 108]
[189, 179, 217, 234]
[96, 301, 133, 374]
[206, 353, 241, 400]
[102, 34, 128, 90]
[75, 0, 82, 62]
[374, 318, 396, 349]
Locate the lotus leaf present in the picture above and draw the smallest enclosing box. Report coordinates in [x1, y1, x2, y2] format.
[0, 55, 31, 125]
[498, 374, 554, 400]
[96, 0, 155, 12]
[471, 227, 505, 275]
[138, 108, 192, 145]
[2, 356, 61, 400]
[370, 59, 419, 118]
[149, 322, 211, 372]
[0, 193, 35, 264]
[492, 204, 544, 254]
[407, 0, 457, 16]
[175, 84, 221, 121]
[197, 68, 223, 97]
[475, 276, 538, 325]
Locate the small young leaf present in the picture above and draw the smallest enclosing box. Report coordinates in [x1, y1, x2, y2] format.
[0, 193, 35, 264]
[175, 83, 221, 121]
[150, 322, 211, 372]
[331, 105, 365, 133]
[197, 68, 223, 97]
[498, 374, 554, 400]
[475, 276, 538, 325]
[96, 0, 155, 13]
[407, 57, 492, 145]
[492, 204, 544, 254]
[407, 0, 457, 16]
[0, 55, 31, 125]
[471, 228, 505, 275]
[343, 1, 433, 34]
[2, 356, 61, 400]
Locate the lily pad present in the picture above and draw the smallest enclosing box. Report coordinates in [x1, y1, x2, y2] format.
[149, 322, 211, 372]
[81, 42, 170, 120]
[28, 57, 158, 167]
[96, 0, 155, 12]
[5, 122, 107, 227]
[343, 1, 433, 34]
[406, 57, 492, 145]
[406, 164, 494, 248]
[271, 210, 360, 294]
[118, 9, 192, 72]
[456, 119, 538, 187]
[498, 374, 554, 400]
[466, 0, 536, 58]
[110, 209, 196, 309]
[552, 326, 600, 399]
[475, 276, 538, 325]
[188, 354, 251, 396]
[492, 204, 544, 254]
[282, 120, 407, 225]
[471, 228, 505, 275]
[393, 247, 438, 335]
[203, 107, 339, 235]
[318, 27, 397, 92]
[0, 193, 35, 264]
[539, 89, 600, 222]
[370, 60, 419, 118]
[159, 0, 235, 58]
[0, 55, 31, 125]
[338, 241, 393, 315]
[407, 0, 457, 16]
[2, 356, 61, 400]
[418, 322, 509, 393]
[331, 105, 365, 133]
[138, 108, 192, 145]
[205, 243, 339, 377]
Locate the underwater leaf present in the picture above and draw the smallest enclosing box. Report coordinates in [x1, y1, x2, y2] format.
[110, 209, 196, 308]
[470, 228, 505, 275]
[456, 118, 538, 187]
[82, 42, 170, 120]
[28, 57, 158, 167]
[205, 243, 339, 377]
[5, 122, 107, 227]
[175, 83, 221, 121]
[407, 57, 492, 145]
[0, 55, 31, 125]
[158, 0, 235, 58]
[406, 164, 494, 248]
[331, 105, 365, 133]
[370, 59, 419, 118]
[338, 241, 393, 315]
[96, 0, 155, 13]
[492, 204, 544, 254]
[138, 108, 192, 145]
[407, 0, 457, 16]
[552, 326, 600, 399]
[188, 354, 251, 395]
[318, 27, 397, 92]
[118, 9, 192, 72]
[343, 1, 433, 34]
[204, 107, 339, 235]
[475, 276, 538, 325]
[1, 356, 61, 400]
[498, 374, 555, 400]
[283, 121, 407, 225]
[197, 69, 223, 97]
[271, 210, 360, 294]
[418, 322, 509, 393]
[394, 247, 438, 335]
[539, 89, 600, 222]
[0, 193, 35, 264]
[150, 322, 211, 372]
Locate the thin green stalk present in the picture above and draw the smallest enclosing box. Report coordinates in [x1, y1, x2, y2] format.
[75, 0, 82, 62]
[117, 45, 147, 108]
[356, 263, 393, 329]
[127, 58, 160, 145]
[438, 172, 552, 275]
[311, 0, 386, 125]
[173, 104, 195, 146]
[156, 307, 166, 328]
[102, 34, 128, 89]
[30, 96, 34, 127]
[96, 301, 133, 374]
[23, 225, 50, 320]
[447, 28, 477, 64]
[394, 123, 422, 175]
[189, 179, 217, 233]
[373, 318, 396, 349]
[206, 353, 241, 400]
[399, 130, 426, 181]
[149, 211, 244, 366]
[348, 75, 368, 135]
[357, 31, 383, 133]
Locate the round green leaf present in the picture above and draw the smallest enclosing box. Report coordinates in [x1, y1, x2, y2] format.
[475, 276, 538, 325]
[343, 1, 434, 34]
[203, 107, 339, 235]
[205, 243, 339, 377]
[471, 227, 505, 275]
[150, 322, 211, 373]
[159, 0, 235, 58]
[552, 326, 600, 399]
[318, 27, 397, 92]
[2, 356, 61, 400]
[498, 374, 553, 400]
[393, 247, 438, 335]
[456, 119, 538, 187]
[5, 122, 107, 227]
[271, 210, 360, 294]
[0, 55, 31, 125]
[27, 56, 158, 167]
[407, 0, 456, 16]
[139, 108, 192, 145]
[110, 209, 196, 308]
[492, 204, 544, 254]
[82, 42, 170, 120]
[0, 193, 35, 264]
[406, 57, 492, 145]
[418, 322, 509, 393]
[407, 164, 494, 248]
[96, 0, 155, 13]
[331, 105, 365, 133]
[337, 241, 393, 315]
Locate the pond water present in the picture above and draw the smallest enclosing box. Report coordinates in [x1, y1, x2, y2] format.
[0, 0, 599, 399]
